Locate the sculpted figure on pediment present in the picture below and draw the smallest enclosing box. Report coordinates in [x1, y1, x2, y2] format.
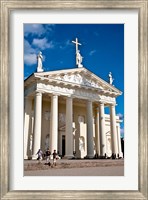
[69, 74, 75, 82]
[57, 76, 62, 80]
[62, 73, 83, 84]
[63, 74, 70, 81]
[75, 74, 82, 83]
[82, 77, 92, 87]
[71, 74, 82, 84]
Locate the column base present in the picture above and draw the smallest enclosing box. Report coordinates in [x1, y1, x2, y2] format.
[85, 155, 94, 159]
[111, 153, 119, 159]
[31, 155, 38, 160]
[64, 155, 74, 159]
[99, 154, 107, 159]
[118, 152, 123, 158]
[24, 155, 28, 160]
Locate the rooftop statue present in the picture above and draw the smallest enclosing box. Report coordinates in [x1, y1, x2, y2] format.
[108, 72, 114, 85]
[76, 50, 83, 68]
[72, 38, 83, 68]
[37, 51, 44, 72]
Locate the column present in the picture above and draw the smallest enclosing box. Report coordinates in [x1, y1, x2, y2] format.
[110, 104, 118, 157]
[86, 100, 94, 158]
[24, 96, 32, 159]
[96, 107, 100, 156]
[32, 92, 42, 159]
[50, 95, 58, 154]
[117, 125, 123, 158]
[99, 102, 106, 156]
[65, 97, 74, 158]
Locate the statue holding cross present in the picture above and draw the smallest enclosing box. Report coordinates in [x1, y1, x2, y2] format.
[72, 38, 83, 68]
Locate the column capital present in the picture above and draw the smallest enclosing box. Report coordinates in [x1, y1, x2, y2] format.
[109, 103, 116, 107]
[35, 91, 42, 96]
[66, 96, 73, 100]
[99, 101, 105, 105]
[52, 94, 59, 99]
[99, 102, 105, 106]
[52, 93, 60, 97]
[87, 100, 93, 104]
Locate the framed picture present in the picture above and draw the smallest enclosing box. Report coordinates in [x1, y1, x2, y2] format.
[0, 0, 147, 199]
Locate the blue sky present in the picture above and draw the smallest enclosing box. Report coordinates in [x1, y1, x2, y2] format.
[24, 24, 124, 137]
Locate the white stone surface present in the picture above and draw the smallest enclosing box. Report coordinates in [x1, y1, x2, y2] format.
[24, 97, 32, 159]
[24, 68, 123, 160]
[50, 95, 58, 154]
[65, 97, 74, 158]
[32, 92, 42, 159]
[99, 103, 106, 156]
[86, 101, 94, 158]
[110, 104, 118, 155]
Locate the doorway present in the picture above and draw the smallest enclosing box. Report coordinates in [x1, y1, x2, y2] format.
[62, 135, 65, 156]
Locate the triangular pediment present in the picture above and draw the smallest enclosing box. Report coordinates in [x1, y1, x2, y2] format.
[32, 67, 122, 96]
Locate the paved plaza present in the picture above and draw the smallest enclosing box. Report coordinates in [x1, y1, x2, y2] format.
[24, 159, 124, 176]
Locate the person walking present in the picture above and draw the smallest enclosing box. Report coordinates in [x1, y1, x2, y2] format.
[45, 148, 51, 166]
[53, 150, 57, 166]
[36, 149, 43, 161]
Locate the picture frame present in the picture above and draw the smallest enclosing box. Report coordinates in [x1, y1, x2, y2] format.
[0, 0, 147, 199]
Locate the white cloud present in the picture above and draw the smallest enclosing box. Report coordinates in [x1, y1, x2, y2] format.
[117, 113, 124, 119]
[89, 50, 96, 56]
[65, 39, 72, 46]
[32, 38, 54, 50]
[24, 40, 36, 54]
[120, 128, 124, 134]
[24, 38, 50, 66]
[24, 24, 46, 37]
[59, 39, 72, 49]
[24, 53, 37, 66]
[24, 24, 55, 37]
[24, 39, 37, 65]
[120, 128, 124, 137]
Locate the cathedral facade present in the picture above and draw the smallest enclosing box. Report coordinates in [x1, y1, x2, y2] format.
[24, 67, 123, 159]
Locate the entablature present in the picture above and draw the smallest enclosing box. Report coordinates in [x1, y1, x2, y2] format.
[36, 82, 116, 104]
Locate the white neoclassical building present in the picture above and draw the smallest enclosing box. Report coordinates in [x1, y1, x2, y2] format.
[24, 38, 123, 159]
[24, 66, 123, 159]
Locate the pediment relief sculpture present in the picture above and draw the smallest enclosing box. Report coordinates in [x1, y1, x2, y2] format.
[49, 73, 104, 90]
